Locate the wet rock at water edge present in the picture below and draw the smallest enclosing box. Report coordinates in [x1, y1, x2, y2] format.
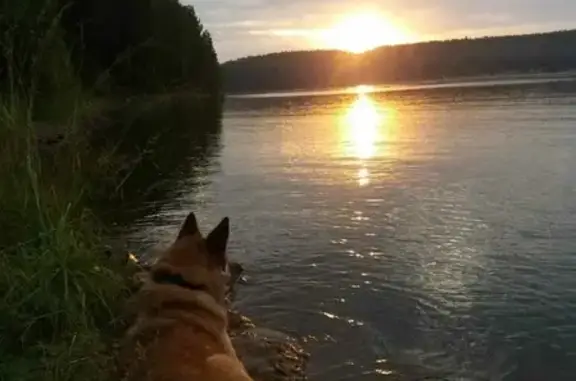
[231, 327, 309, 381]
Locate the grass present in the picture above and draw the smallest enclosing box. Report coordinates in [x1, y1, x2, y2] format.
[0, 90, 130, 381]
[0, 3, 130, 379]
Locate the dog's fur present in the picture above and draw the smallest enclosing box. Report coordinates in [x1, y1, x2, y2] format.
[118, 213, 252, 381]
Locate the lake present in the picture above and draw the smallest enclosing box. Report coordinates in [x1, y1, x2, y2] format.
[125, 77, 576, 380]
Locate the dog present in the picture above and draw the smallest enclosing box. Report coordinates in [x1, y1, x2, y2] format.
[118, 212, 253, 381]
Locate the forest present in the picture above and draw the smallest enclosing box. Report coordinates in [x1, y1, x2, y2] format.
[0, 0, 220, 101]
[222, 29, 576, 93]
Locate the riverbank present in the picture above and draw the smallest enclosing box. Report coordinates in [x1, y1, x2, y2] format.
[0, 90, 224, 380]
[0, 94, 130, 380]
[0, 88, 306, 380]
[0, 1, 224, 379]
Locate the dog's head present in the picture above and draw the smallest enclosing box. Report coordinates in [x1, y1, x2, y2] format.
[150, 212, 231, 304]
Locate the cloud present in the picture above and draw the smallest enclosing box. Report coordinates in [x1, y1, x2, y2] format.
[248, 29, 322, 37]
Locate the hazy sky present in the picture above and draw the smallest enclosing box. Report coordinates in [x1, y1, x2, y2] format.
[186, 0, 575, 62]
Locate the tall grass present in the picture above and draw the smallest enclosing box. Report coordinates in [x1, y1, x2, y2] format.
[0, 1, 128, 380]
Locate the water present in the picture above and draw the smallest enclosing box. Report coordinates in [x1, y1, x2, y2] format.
[123, 77, 576, 380]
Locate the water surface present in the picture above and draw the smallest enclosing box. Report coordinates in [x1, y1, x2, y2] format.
[125, 78, 576, 380]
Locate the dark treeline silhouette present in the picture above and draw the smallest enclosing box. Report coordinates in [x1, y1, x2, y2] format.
[60, 0, 220, 93]
[0, 0, 220, 97]
[222, 30, 576, 93]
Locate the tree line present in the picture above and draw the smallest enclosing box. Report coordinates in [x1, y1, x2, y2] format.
[222, 30, 576, 93]
[0, 0, 220, 99]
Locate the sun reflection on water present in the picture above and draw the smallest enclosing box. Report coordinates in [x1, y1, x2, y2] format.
[345, 93, 380, 160]
[341, 86, 393, 186]
[358, 167, 370, 187]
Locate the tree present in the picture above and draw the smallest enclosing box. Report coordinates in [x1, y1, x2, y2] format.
[221, 30, 576, 93]
[1, 0, 221, 96]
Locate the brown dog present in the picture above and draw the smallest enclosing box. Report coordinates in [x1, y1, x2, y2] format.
[119, 212, 253, 381]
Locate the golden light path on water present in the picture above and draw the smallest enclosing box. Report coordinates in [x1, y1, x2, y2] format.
[339, 85, 483, 312]
[341, 85, 393, 187]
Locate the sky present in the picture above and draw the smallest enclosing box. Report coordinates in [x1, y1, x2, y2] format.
[185, 0, 576, 62]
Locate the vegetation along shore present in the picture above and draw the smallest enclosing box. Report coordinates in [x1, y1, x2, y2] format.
[0, 0, 220, 379]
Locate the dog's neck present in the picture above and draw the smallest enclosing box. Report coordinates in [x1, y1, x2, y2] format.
[147, 266, 228, 324]
[152, 271, 209, 293]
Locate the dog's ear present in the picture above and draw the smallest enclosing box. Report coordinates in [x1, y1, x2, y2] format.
[177, 212, 199, 239]
[206, 217, 229, 268]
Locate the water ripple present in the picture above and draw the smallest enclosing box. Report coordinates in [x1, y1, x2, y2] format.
[128, 80, 576, 380]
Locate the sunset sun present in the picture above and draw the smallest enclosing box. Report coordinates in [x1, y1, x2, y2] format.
[322, 13, 410, 53]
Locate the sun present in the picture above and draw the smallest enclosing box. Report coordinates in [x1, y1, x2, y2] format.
[322, 13, 410, 53]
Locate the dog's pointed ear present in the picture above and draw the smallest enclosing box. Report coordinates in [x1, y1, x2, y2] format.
[177, 212, 199, 239]
[206, 217, 229, 267]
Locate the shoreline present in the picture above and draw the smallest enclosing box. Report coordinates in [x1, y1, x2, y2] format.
[226, 71, 576, 98]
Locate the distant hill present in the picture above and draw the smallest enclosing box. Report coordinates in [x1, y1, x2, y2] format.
[222, 30, 576, 94]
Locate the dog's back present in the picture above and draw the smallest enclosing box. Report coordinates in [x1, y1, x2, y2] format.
[119, 213, 252, 381]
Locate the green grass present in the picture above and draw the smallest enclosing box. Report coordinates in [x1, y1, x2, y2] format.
[0, 3, 129, 379]
[0, 92, 130, 381]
